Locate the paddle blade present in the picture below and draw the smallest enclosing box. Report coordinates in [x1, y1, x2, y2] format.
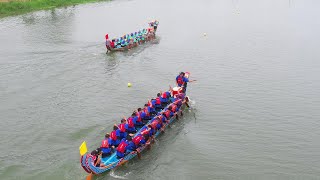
[79, 141, 88, 156]
[86, 173, 93, 180]
[137, 150, 141, 159]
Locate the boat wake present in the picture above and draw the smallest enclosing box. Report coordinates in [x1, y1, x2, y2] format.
[110, 170, 132, 179]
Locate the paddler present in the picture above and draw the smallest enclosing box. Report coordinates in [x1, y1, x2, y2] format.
[153, 20, 159, 32]
[105, 34, 112, 51]
[116, 121, 128, 140]
[100, 133, 113, 158]
[150, 116, 162, 131]
[160, 91, 170, 107]
[125, 114, 137, 133]
[141, 104, 152, 123]
[136, 108, 146, 127]
[154, 93, 163, 111]
[110, 126, 121, 147]
[127, 134, 149, 152]
[116, 136, 132, 159]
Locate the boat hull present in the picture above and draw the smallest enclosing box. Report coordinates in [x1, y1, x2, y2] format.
[80, 102, 186, 174]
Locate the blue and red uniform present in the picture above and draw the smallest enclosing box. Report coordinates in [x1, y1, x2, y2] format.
[116, 139, 129, 158]
[176, 75, 184, 87]
[161, 92, 169, 104]
[131, 135, 146, 150]
[148, 105, 156, 115]
[151, 117, 162, 130]
[126, 117, 137, 133]
[159, 114, 168, 123]
[116, 124, 128, 139]
[176, 74, 189, 87]
[171, 104, 178, 113]
[100, 139, 112, 158]
[110, 130, 121, 146]
[140, 127, 153, 137]
[155, 97, 162, 109]
[135, 112, 144, 126]
[163, 109, 174, 119]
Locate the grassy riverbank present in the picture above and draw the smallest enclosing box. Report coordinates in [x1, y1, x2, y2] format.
[0, 0, 107, 18]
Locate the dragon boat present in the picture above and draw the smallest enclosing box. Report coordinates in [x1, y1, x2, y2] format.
[79, 72, 190, 175]
[106, 21, 159, 53]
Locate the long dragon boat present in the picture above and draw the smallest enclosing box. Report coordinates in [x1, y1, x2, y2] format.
[79, 72, 191, 175]
[106, 20, 159, 53]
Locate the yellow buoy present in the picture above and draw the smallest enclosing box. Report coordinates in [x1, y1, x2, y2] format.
[127, 83, 132, 87]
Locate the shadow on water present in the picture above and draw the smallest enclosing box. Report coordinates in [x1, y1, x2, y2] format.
[21, 7, 76, 46]
[21, 7, 75, 25]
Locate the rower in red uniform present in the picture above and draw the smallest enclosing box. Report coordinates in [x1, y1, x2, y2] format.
[110, 126, 121, 147]
[126, 115, 137, 133]
[116, 137, 131, 159]
[151, 116, 164, 130]
[100, 133, 113, 158]
[128, 134, 148, 151]
[105, 34, 112, 51]
[163, 106, 174, 120]
[135, 108, 144, 127]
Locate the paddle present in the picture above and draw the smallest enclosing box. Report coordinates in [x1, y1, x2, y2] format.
[137, 149, 141, 159]
[86, 173, 93, 180]
[146, 142, 151, 150]
[185, 102, 190, 108]
[79, 142, 93, 180]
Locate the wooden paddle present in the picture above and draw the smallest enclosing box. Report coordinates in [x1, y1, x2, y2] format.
[137, 149, 141, 159]
[86, 173, 93, 180]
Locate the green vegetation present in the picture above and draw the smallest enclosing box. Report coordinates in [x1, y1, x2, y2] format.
[0, 0, 108, 18]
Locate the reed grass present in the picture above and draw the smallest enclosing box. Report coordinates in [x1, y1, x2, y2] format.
[0, 0, 107, 18]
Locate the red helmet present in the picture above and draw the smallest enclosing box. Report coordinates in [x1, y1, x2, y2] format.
[105, 34, 109, 39]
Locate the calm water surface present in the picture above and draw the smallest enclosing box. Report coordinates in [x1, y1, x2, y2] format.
[1, 0, 320, 179]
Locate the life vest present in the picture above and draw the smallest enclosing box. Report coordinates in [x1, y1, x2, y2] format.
[132, 135, 143, 146]
[100, 139, 109, 148]
[136, 112, 142, 122]
[144, 108, 150, 116]
[119, 123, 126, 132]
[151, 120, 158, 129]
[117, 141, 128, 153]
[127, 117, 135, 128]
[156, 97, 161, 105]
[141, 129, 150, 136]
[164, 110, 171, 119]
[172, 104, 177, 112]
[177, 76, 183, 85]
[162, 92, 167, 99]
[110, 130, 117, 141]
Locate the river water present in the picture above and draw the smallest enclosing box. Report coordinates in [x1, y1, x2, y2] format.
[1, 0, 320, 179]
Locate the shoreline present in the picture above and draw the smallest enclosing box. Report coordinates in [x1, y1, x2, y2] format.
[0, 0, 108, 18]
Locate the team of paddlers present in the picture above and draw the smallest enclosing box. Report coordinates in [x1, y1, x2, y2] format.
[90, 72, 192, 168]
[105, 20, 159, 52]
